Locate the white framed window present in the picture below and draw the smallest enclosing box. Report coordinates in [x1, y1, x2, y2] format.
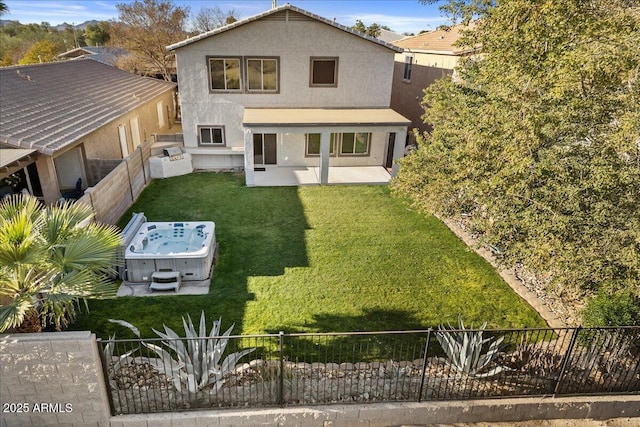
[335, 132, 370, 156]
[208, 57, 242, 91]
[157, 101, 165, 128]
[305, 133, 336, 157]
[310, 57, 338, 87]
[118, 124, 129, 157]
[198, 126, 225, 146]
[246, 58, 278, 92]
[130, 116, 141, 149]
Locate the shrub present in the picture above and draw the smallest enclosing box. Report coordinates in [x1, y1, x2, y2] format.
[581, 292, 640, 327]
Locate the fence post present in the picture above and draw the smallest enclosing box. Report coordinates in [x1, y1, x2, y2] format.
[554, 326, 581, 396]
[278, 331, 285, 407]
[417, 329, 432, 402]
[124, 158, 135, 204]
[139, 146, 147, 185]
[96, 338, 117, 416]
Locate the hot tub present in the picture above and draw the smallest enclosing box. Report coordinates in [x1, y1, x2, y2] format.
[124, 221, 216, 282]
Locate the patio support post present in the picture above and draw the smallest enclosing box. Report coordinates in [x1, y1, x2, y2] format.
[319, 131, 330, 185]
[244, 127, 255, 187]
[391, 128, 408, 177]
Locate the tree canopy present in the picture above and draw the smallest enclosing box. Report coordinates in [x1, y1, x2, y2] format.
[392, 0, 640, 308]
[190, 6, 240, 33]
[113, 0, 189, 81]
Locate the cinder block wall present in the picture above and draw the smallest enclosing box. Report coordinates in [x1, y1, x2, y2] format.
[1, 331, 638, 427]
[0, 331, 111, 427]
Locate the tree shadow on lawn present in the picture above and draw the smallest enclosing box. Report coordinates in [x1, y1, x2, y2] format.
[265, 308, 439, 363]
[71, 173, 310, 338]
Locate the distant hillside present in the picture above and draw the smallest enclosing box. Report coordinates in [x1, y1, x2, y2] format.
[0, 19, 101, 29]
[55, 20, 100, 31]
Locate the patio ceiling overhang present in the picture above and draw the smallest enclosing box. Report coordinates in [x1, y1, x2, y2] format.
[243, 108, 411, 128]
[0, 148, 37, 176]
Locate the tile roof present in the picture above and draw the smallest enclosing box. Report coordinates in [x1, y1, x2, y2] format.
[0, 59, 175, 156]
[167, 3, 402, 53]
[392, 22, 477, 54]
[58, 46, 128, 66]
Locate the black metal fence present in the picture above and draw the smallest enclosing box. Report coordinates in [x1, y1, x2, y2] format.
[97, 326, 640, 415]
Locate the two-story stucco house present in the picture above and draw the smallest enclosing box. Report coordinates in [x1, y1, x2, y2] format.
[168, 4, 410, 186]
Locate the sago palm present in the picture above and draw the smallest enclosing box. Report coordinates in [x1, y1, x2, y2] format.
[0, 194, 121, 332]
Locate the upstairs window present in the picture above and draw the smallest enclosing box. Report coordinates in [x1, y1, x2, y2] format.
[403, 55, 413, 82]
[209, 57, 241, 91]
[247, 58, 278, 92]
[310, 57, 338, 87]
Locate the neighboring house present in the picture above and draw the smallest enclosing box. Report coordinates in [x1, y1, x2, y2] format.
[390, 23, 477, 133]
[0, 59, 177, 204]
[377, 28, 404, 44]
[168, 3, 410, 186]
[57, 46, 128, 66]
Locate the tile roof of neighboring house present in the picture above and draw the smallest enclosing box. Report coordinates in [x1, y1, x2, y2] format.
[377, 29, 404, 44]
[392, 22, 477, 55]
[167, 3, 402, 53]
[58, 46, 128, 66]
[0, 59, 175, 156]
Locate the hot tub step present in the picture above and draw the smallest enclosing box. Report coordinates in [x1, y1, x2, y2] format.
[149, 271, 181, 291]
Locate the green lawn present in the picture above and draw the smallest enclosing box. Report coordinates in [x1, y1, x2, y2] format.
[71, 172, 546, 338]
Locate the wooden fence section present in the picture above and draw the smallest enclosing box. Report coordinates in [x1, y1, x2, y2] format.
[77, 139, 154, 225]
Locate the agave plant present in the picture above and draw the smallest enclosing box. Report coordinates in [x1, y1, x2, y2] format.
[109, 312, 254, 393]
[436, 315, 505, 377]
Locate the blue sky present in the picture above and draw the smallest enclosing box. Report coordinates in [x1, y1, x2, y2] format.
[3, 0, 450, 34]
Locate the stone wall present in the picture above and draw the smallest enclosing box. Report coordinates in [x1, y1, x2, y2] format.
[0, 331, 111, 427]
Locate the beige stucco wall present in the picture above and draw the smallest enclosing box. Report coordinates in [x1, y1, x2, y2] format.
[81, 90, 177, 160]
[175, 17, 398, 156]
[34, 89, 176, 204]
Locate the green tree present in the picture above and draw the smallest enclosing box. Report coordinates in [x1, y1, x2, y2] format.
[392, 0, 640, 300]
[352, 19, 382, 37]
[0, 195, 121, 332]
[84, 21, 112, 46]
[0, 1, 8, 16]
[18, 39, 63, 64]
[114, 0, 189, 81]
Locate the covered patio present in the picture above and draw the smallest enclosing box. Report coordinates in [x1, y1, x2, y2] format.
[242, 108, 410, 187]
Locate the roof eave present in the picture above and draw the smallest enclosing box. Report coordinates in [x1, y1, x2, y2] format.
[167, 4, 402, 53]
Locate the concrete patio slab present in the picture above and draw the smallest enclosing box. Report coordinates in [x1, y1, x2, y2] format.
[254, 166, 391, 186]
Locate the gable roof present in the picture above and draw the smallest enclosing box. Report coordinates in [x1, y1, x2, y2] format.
[392, 23, 477, 55]
[0, 59, 175, 156]
[167, 3, 402, 53]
